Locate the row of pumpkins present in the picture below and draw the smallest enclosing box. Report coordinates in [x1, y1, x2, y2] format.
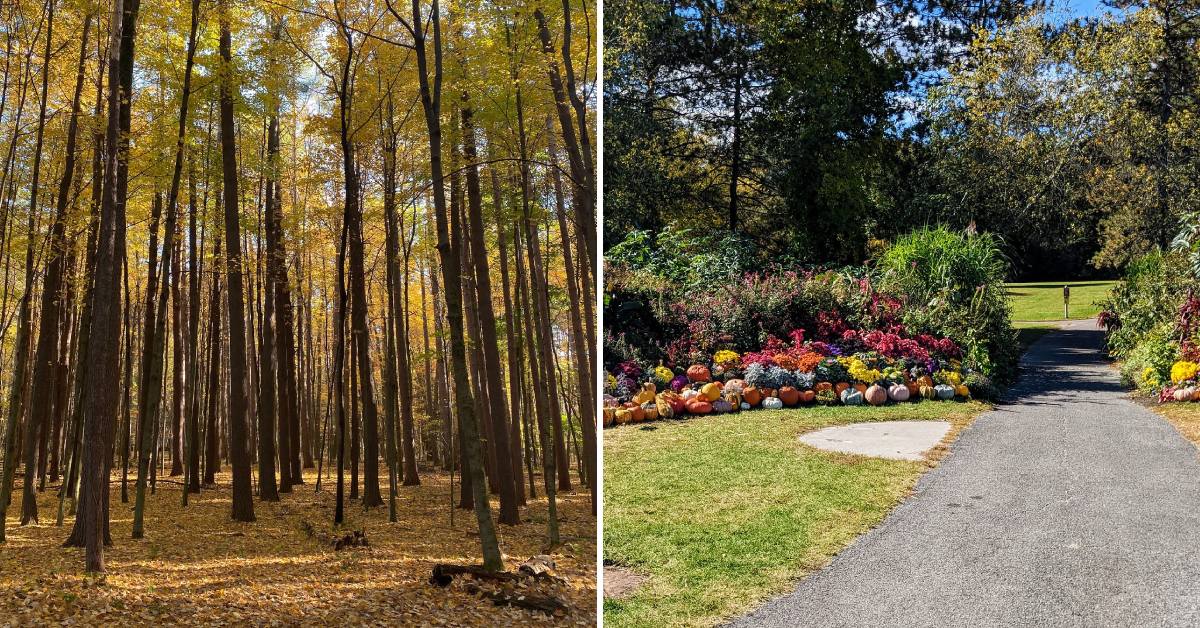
[603, 365, 970, 427]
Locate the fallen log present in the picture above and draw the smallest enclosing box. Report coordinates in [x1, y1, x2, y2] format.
[300, 520, 369, 550]
[464, 583, 569, 616]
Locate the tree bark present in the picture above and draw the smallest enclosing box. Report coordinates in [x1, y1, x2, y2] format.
[218, 0, 255, 522]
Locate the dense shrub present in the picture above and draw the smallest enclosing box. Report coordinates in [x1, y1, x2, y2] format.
[876, 226, 1019, 382]
[1100, 250, 1188, 359]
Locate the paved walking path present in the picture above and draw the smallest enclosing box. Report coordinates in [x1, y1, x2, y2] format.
[731, 320, 1200, 627]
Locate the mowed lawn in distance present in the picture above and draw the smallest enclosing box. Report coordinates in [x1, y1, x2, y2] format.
[1006, 280, 1115, 322]
[603, 401, 989, 628]
[1007, 280, 1115, 353]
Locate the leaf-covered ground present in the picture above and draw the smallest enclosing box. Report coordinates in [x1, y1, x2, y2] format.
[0, 468, 595, 626]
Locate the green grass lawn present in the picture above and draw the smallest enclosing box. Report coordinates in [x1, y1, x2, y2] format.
[1006, 280, 1115, 322]
[603, 401, 990, 628]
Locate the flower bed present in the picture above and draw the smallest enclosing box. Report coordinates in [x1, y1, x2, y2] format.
[603, 328, 994, 427]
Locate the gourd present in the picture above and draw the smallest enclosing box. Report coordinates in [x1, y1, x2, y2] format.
[603, 406, 617, 427]
[840, 388, 864, 405]
[954, 384, 971, 398]
[632, 382, 656, 405]
[743, 386, 763, 407]
[712, 399, 733, 413]
[888, 384, 910, 402]
[701, 382, 723, 402]
[934, 384, 955, 400]
[778, 386, 801, 406]
[655, 394, 675, 419]
[916, 376, 934, 388]
[687, 364, 712, 383]
[641, 402, 659, 421]
[865, 384, 887, 406]
[724, 379, 747, 394]
[762, 396, 784, 410]
[724, 392, 743, 409]
[920, 385, 937, 400]
[799, 390, 815, 404]
[662, 393, 686, 415]
[615, 408, 633, 425]
[685, 399, 713, 414]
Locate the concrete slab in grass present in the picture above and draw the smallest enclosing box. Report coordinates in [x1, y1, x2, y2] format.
[798, 420, 951, 461]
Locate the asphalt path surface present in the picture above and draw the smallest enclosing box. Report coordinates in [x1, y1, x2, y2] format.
[731, 320, 1200, 627]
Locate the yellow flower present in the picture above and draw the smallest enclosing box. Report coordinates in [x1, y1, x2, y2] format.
[934, 370, 962, 386]
[848, 359, 882, 384]
[1142, 367, 1160, 385]
[1171, 361, 1199, 384]
[653, 365, 674, 383]
[713, 350, 741, 368]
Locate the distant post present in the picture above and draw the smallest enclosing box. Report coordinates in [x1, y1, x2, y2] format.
[1063, 285, 1070, 319]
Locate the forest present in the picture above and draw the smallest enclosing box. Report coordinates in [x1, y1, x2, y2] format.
[604, 0, 1194, 279]
[0, 0, 597, 621]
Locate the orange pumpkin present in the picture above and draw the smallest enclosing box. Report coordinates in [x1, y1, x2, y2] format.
[663, 392, 686, 414]
[916, 376, 934, 388]
[853, 383, 868, 394]
[778, 386, 801, 406]
[685, 399, 713, 414]
[799, 390, 815, 404]
[815, 382, 833, 393]
[687, 364, 712, 383]
[835, 382, 850, 395]
[743, 386, 763, 407]
[906, 382, 920, 397]
[761, 388, 778, 398]
[629, 405, 645, 422]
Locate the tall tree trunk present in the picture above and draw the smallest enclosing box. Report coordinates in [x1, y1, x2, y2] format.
[492, 168, 525, 506]
[17, 0, 57, 526]
[218, 0, 255, 522]
[548, 119, 594, 508]
[397, 0, 501, 571]
[69, 0, 136, 571]
[461, 100, 518, 524]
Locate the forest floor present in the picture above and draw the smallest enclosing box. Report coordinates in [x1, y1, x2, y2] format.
[0, 467, 596, 626]
[602, 401, 989, 627]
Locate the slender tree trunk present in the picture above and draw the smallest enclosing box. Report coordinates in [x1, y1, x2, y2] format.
[68, 0, 135, 571]
[399, 0, 501, 571]
[218, 0, 255, 522]
[461, 100, 518, 524]
[17, 0, 57, 526]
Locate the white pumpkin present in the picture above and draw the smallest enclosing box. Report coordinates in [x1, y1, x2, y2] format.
[888, 384, 910, 402]
[762, 396, 784, 410]
[934, 384, 955, 400]
[682, 389, 699, 400]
